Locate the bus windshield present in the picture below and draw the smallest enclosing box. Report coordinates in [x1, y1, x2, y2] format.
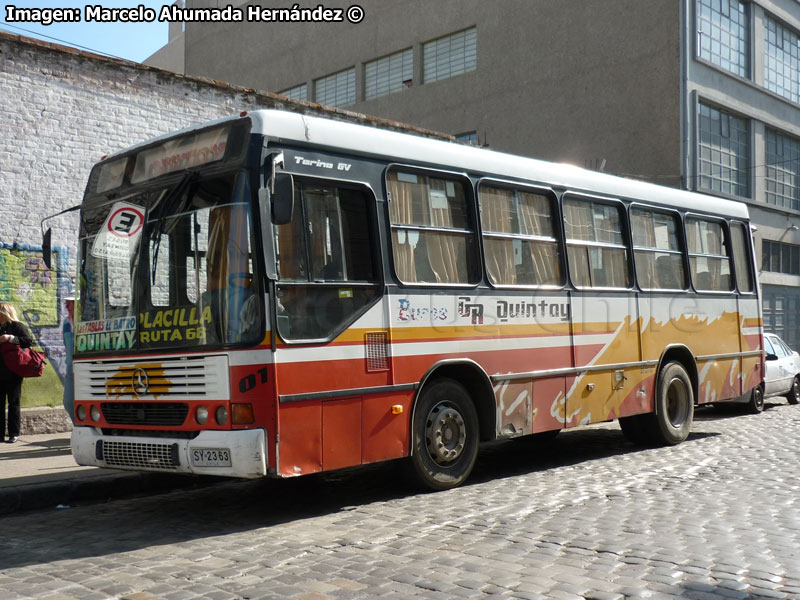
[76, 170, 262, 355]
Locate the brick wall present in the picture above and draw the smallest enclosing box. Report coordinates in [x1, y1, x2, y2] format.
[0, 31, 441, 403]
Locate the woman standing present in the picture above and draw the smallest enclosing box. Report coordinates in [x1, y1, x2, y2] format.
[0, 302, 34, 443]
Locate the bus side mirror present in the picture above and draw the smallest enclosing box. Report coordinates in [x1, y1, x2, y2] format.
[272, 173, 295, 225]
[42, 228, 53, 270]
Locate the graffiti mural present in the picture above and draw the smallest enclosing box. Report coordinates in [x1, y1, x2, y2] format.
[0, 243, 72, 385]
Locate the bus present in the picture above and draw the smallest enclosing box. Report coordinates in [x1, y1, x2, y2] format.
[61, 109, 763, 491]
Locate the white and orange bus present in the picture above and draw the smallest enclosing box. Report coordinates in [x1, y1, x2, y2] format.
[63, 109, 763, 490]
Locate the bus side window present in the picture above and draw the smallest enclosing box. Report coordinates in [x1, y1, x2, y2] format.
[478, 183, 562, 287]
[730, 221, 754, 293]
[563, 197, 630, 289]
[631, 207, 686, 291]
[387, 169, 478, 285]
[686, 217, 732, 292]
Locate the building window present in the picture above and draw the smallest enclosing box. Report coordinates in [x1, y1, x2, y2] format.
[765, 16, 800, 105]
[766, 129, 800, 211]
[455, 132, 478, 145]
[365, 48, 413, 100]
[698, 103, 750, 197]
[314, 68, 356, 107]
[423, 27, 477, 84]
[278, 83, 308, 101]
[696, 0, 749, 78]
[763, 239, 800, 275]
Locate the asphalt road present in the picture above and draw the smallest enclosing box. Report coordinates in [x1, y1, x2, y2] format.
[1, 400, 799, 599]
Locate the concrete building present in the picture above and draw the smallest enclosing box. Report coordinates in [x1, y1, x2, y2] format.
[147, 0, 800, 347]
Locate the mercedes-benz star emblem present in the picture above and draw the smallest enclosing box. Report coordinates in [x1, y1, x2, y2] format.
[131, 368, 149, 397]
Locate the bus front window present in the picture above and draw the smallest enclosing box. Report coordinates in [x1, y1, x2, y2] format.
[76, 171, 263, 355]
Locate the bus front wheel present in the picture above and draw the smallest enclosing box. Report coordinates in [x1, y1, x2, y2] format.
[408, 378, 479, 491]
[647, 361, 694, 445]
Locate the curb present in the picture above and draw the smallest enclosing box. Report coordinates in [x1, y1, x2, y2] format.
[21, 407, 73, 435]
[0, 471, 222, 516]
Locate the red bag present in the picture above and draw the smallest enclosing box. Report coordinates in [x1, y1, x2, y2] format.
[1, 343, 46, 378]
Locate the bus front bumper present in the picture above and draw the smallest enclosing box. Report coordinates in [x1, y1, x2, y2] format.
[71, 427, 268, 478]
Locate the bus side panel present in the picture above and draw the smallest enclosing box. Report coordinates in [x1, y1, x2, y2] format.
[738, 297, 763, 395]
[230, 360, 277, 473]
[532, 377, 567, 433]
[278, 401, 322, 476]
[323, 397, 361, 471]
[567, 293, 642, 425]
[362, 392, 413, 463]
[691, 297, 742, 404]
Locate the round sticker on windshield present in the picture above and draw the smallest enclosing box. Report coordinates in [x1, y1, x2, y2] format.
[107, 206, 144, 238]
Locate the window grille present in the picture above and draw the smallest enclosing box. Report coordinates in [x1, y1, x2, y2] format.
[766, 129, 800, 211]
[697, 0, 749, 78]
[698, 103, 750, 198]
[314, 68, 356, 107]
[764, 16, 800, 105]
[423, 28, 477, 84]
[365, 49, 413, 100]
[279, 83, 308, 101]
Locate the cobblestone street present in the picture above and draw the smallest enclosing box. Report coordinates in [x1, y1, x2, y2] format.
[1, 401, 799, 600]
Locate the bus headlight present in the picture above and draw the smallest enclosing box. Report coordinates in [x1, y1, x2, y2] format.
[90, 406, 101, 422]
[196, 406, 209, 425]
[215, 406, 228, 425]
[76, 405, 86, 421]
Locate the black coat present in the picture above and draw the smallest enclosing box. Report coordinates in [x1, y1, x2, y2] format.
[0, 321, 34, 382]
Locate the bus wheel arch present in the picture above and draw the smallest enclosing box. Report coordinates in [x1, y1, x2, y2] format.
[407, 361, 494, 490]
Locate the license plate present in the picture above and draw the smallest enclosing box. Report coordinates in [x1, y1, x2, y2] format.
[191, 447, 231, 467]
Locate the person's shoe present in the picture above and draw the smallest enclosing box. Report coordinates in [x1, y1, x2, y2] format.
[7, 436, 18, 443]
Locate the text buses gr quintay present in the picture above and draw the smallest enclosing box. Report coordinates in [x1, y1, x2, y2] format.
[68, 109, 762, 490]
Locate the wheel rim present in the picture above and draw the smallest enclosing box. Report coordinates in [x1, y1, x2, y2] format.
[756, 388, 764, 409]
[425, 402, 467, 466]
[793, 380, 799, 402]
[666, 376, 690, 427]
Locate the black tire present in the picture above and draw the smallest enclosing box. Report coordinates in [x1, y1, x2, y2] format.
[785, 377, 800, 405]
[408, 378, 479, 491]
[618, 414, 648, 445]
[643, 361, 694, 445]
[748, 385, 765, 414]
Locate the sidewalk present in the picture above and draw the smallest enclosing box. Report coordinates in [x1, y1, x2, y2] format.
[0, 431, 219, 515]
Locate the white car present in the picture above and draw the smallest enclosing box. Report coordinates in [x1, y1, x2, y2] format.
[763, 333, 800, 409]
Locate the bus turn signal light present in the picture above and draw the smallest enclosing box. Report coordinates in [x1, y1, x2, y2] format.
[232, 403, 255, 424]
[391, 405, 403, 415]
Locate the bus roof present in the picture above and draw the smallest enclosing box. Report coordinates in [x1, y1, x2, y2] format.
[104, 108, 749, 221]
[249, 109, 749, 221]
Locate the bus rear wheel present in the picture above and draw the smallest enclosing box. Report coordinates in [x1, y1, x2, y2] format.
[749, 385, 765, 413]
[408, 378, 479, 491]
[645, 361, 694, 445]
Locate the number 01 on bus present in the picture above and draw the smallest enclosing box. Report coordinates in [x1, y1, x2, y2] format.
[59, 109, 763, 490]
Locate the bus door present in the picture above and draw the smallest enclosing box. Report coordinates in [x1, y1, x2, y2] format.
[269, 173, 388, 476]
